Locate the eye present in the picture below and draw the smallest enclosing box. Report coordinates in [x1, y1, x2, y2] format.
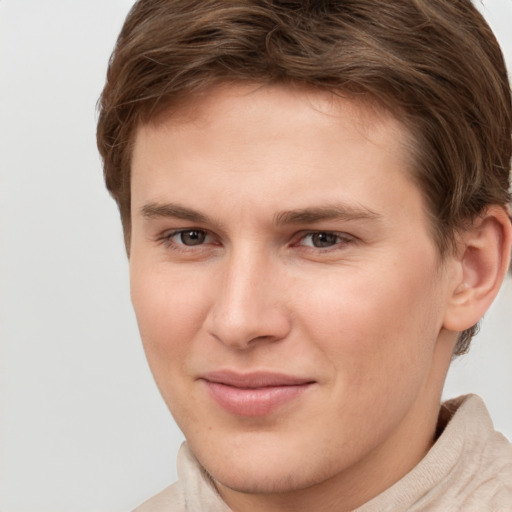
[299, 231, 353, 249]
[169, 229, 210, 246]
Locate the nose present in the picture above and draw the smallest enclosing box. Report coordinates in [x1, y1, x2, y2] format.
[205, 249, 291, 350]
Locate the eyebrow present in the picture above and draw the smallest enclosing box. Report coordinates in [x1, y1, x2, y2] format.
[141, 202, 210, 224]
[140, 202, 382, 226]
[273, 205, 382, 226]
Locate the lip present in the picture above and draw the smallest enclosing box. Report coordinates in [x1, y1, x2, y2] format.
[200, 370, 315, 417]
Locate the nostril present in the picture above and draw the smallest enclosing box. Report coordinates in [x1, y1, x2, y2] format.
[206, 305, 291, 350]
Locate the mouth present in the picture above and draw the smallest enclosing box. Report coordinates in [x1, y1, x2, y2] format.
[200, 370, 315, 417]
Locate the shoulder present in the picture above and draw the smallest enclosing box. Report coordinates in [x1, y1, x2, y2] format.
[435, 395, 512, 510]
[131, 443, 232, 512]
[132, 482, 185, 512]
[355, 395, 512, 512]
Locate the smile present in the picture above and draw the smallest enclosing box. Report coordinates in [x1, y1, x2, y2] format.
[201, 371, 315, 417]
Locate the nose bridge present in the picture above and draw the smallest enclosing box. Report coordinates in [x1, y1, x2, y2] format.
[207, 243, 290, 349]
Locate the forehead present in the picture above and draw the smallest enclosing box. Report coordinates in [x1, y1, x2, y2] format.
[130, 82, 424, 226]
[133, 82, 415, 174]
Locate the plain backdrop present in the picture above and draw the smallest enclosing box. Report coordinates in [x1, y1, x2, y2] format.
[0, 1, 511, 511]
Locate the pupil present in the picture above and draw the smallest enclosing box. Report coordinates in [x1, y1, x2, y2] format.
[312, 232, 337, 247]
[181, 230, 205, 245]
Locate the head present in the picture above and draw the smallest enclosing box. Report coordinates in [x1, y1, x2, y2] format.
[97, 0, 511, 355]
[97, 1, 512, 508]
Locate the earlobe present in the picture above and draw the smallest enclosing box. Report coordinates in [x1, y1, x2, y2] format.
[443, 206, 512, 332]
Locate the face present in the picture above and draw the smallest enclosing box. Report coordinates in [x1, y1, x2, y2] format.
[130, 84, 457, 506]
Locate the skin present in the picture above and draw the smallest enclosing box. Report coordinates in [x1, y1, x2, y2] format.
[129, 83, 469, 511]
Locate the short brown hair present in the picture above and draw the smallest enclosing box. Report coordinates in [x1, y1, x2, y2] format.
[97, 0, 512, 354]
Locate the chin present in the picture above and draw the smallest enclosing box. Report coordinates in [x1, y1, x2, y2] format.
[189, 431, 340, 495]
[207, 459, 326, 495]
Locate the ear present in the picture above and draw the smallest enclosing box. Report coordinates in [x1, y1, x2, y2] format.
[443, 206, 512, 332]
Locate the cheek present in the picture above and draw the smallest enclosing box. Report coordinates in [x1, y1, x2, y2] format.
[299, 262, 443, 388]
[129, 264, 210, 367]
[129, 264, 214, 424]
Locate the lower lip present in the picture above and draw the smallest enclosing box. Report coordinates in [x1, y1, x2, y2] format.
[203, 381, 311, 417]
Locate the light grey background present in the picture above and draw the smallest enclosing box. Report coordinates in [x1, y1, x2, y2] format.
[0, 1, 511, 511]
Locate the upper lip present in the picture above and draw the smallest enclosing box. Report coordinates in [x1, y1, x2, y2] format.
[201, 370, 315, 388]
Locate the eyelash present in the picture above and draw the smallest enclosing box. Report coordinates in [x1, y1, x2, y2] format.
[159, 229, 355, 252]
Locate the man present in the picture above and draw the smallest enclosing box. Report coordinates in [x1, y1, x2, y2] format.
[97, 1, 512, 510]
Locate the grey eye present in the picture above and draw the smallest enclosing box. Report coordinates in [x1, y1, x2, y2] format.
[309, 232, 340, 248]
[178, 230, 207, 245]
